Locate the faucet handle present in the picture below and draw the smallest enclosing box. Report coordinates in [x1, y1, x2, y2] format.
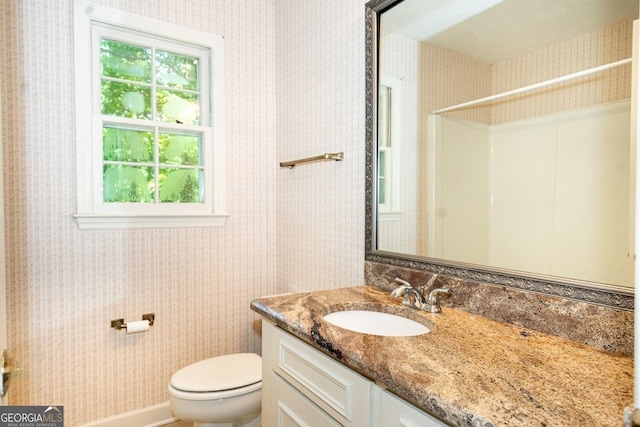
[427, 288, 451, 313]
[390, 277, 412, 298]
[393, 277, 412, 287]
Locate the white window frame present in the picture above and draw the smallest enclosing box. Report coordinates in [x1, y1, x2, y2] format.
[73, 0, 227, 229]
[378, 75, 402, 219]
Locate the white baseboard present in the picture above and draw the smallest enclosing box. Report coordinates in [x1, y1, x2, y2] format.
[79, 402, 178, 427]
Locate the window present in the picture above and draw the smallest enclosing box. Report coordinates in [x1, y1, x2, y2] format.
[378, 85, 392, 212]
[73, 0, 226, 229]
[378, 76, 402, 217]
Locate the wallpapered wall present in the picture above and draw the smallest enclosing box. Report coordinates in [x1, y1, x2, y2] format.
[274, 1, 366, 294]
[0, 0, 366, 424]
[490, 20, 632, 124]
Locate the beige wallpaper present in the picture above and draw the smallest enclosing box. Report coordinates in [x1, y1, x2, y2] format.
[490, 20, 633, 124]
[274, 1, 366, 294]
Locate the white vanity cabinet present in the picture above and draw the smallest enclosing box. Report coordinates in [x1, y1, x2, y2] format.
[262, 320, 450, 427]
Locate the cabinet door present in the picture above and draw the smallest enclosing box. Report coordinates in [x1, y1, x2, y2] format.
[379, 389, 450, 427]
[264, 320, 371, 426]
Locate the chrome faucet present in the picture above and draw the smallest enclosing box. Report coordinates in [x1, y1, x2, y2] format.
[391, 278, 427, 309]
[391, 278, 451, 313]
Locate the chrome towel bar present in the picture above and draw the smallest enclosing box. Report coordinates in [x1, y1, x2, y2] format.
[280, 152, 343, 169]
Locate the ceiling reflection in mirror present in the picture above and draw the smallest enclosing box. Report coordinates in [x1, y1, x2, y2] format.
[371, 0, 638, 292]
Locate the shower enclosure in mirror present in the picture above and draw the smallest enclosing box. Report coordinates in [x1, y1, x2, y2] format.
[365, 0, 639, 308]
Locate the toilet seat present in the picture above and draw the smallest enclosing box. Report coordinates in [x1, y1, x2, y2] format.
[169, 353, 261, 401]
[168, 380, 261, 401]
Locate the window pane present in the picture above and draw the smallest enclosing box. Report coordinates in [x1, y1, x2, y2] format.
[103, 165, 154, 203]
[378, 151, 387, 205]
[156, 50, 199, 91]
[100, 39, 151, 82]
[157, 90, 200, 124]
[103, 127, 153, 162]
[378, 150, 387, 176]
[159, 133, 201, 166]
[101, 81, 152, 119]
[159, 168, 201, 203]
[379, 177, 387, 205]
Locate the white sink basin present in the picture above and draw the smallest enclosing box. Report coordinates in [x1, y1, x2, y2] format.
[323, 310, 430, 337]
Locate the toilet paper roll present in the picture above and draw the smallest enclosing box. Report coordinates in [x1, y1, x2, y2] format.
[126, 320, 150, 334]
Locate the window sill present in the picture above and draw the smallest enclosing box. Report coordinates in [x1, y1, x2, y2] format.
[378, 211, 404, 222]
[73, 213, 229, 230]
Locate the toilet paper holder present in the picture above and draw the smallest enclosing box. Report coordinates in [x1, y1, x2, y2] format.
[111, 313, 155, 330]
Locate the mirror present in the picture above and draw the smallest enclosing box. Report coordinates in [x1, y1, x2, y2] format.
[365, 0, 638, 308]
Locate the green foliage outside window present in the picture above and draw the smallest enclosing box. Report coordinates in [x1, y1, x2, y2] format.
[103, 128, 153, 162]
[103, 166, 154, 203]
[160, 169, 200, 202]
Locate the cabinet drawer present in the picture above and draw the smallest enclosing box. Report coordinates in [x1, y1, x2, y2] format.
[270, 371, 342, 427]
[269, 324, 371, 426]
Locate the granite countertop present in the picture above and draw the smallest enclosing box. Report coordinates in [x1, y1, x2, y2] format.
[251, 285, 633, 427]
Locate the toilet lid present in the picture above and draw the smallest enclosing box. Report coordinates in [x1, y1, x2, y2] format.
[170, 353, 261, 393]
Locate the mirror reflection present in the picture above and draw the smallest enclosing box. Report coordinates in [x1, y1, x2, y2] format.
[376, 0, 639, 288]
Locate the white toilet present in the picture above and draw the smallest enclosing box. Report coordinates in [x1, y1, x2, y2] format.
[168, 353, 262, 427]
